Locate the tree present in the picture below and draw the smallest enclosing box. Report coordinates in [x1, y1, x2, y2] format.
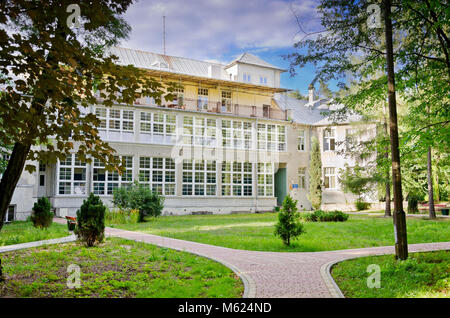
[308, 137, 322, 210]
[339, 163, 381, 204]
[75, 193, 106, 247]
[288, 89, 307, 100]
[318, 80, 333, 99]
[274, 195, 305, 246]
[0, 0, 175, 231]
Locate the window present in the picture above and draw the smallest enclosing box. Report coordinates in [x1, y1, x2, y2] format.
[346, 128, 357, 150]
[183, 116, 216, 147]
[58, 154, 86, 195]
[221, 90, 232, 113]
[298, 129, 305, 151]
[298, 167, 306, 189]
[197, 88, 209, 111]
[95, 108, 134, 133]
[40, 175, 45, 186]
[182, 160, 216, 196]
[323, 128, 336, 151]
[93, 156, 133, 195]
[243, 73, 251, 83]
[140, 112, 176, 142]
[173, 86, 184, 106]
[257, 163, 274, 196]
[222, 120, 252, 149]
[222, 162, 253, 196]
[5, 205, 14, 223]
[39, 162, 46, 172]
[257, 123, 286, 151]
[259, 76, 267, 85]
[324, 167, 336, 189]
[139, 157, 175, 196]
[263, 105, 270, 118]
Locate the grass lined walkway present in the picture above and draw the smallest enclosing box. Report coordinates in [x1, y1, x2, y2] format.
[109, 213, 450, 252]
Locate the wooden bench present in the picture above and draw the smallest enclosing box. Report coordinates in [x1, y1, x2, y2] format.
[419, 203, 449, 215]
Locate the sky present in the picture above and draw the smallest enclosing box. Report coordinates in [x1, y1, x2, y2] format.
[120, 0, 325, 95]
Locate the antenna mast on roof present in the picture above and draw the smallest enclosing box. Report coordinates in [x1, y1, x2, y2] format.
[163, 15, 166, 55]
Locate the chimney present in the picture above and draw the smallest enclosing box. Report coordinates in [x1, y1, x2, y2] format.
[308, 83, 314, 105]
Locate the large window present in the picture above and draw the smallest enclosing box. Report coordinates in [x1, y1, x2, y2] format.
[257, 163, 274, 197]
[323, 128, 336, 151]
[298, 167, 306, 189]
[58, 154, 86, 195]
[140, 112, 176, 144]
[139, 157, 175, 196]
[324, 167, 336, 189]
[95, 108, 134, 133]
[222, 162, 253, 196]
[298, 129, 305, 151]
[183, 116, 216, 147]
[182, 160, 216, 196]
[257, 123, 286, 151]
[93, 156, 133, 195]
[222, 120, 252, 149]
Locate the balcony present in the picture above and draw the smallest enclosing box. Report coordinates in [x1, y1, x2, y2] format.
[133, 97, 288, 121]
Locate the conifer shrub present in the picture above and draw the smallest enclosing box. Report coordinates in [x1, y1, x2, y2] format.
[74, 193, 106, 247]
[30, 197, 53, 228]
[274, 195, 305, 246]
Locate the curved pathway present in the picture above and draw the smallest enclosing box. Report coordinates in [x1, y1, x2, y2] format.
[104, 226, 450, 298]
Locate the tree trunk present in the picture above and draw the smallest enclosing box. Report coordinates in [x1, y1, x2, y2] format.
[427, 147, 436, 219]
[0, 142, 31, 231]
[383, 105, 391, 217]
[383, 0, 408, 260]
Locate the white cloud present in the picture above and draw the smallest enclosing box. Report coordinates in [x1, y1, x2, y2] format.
[120, 0, 321, 61]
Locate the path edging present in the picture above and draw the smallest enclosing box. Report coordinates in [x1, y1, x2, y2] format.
[0, 235, 77, 254]
[320, 259, 345, 298]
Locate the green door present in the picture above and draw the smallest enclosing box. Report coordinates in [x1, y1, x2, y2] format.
[275, 168, 287, 206]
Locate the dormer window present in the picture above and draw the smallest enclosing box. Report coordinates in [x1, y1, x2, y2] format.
[243, 73, 251, 83]
[259, 76, 267, 85]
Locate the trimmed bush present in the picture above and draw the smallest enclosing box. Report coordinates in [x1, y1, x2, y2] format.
[113, 182, 164, 222]
[30, 197, 53, 228]
[407, 193, 421, 214]
[74, 193, 106, 247]
[301, 210, 349, 222]
[355, 200, 371, 211]
[274, 196, 305, 246]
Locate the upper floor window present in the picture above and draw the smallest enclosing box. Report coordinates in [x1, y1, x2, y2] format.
[197, 88, 209, 111]
[222, 120, 252, 150]
[243, 73, 251, 83]
[173, 86, 184, 106]
[298, 129, 305, 151]
[183, 116, 216, 147]
[260, 76, 267, 85]
[257, 123, 286, 152]
[323, 128, 336, 151]
[221, 90, 232, 113]
[95, 108, 134, 133]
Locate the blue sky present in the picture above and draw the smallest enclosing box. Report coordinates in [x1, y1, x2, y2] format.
[120, 0, 325, 96]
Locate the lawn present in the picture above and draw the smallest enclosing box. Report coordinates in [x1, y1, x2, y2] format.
[109, 213, 450, 252]
[0, 221, 69, 246]
[331, 250, 449, 298]
[0, 237, 243, 298]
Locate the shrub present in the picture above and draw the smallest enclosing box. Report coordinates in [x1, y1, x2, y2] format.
[74, 193, 106, 247]
[113, 182, 164, 222]
[30, 197, 53, 228]
[355, 200, 371, 211]
[105, 208, 139, 224]
[301, 210, 349, 222]
[274, 196, 305, 246]
[407, 193, 421, 214]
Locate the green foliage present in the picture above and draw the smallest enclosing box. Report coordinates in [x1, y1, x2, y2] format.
[301, 210, 349, 222]
[308, 137, 322, 210]
[407, 193, 423, 214]
[105, 208, 140, 224]
[30, 197, 53, 229]
[274, 196, 305, 246]
[355, 200, 371, 211]
[339, 164, 381, 200]
[112, 182, 164, 221]
[75, 193, 106, 247]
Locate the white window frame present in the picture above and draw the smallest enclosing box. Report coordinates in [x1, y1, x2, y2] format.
[298, 129, 305, 151]
[257, 123, 286, 151]
[222, 119, 252, 150]
[92, 156, 133, 195]
[139, 157, 176, 196]
[183, 116, 216, 147]
[95, 107, 134, 133]
[324, 167, 336, 189]
[323, 128, 336, 151]
[57, 154, 87, 196]
[197, 88, 209, 111]
[221, 90, 232, 113]
[298, 167, 306, 189]
[222, 162, 253, 197]
[257, 163, 274, 197]
[182, 160, 217, 196]
[140, 111, 176, 143]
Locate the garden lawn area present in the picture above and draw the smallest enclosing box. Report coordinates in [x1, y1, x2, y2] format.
[331, 250, 449, 298]
[0, 221, 69, 246]
[109, 213, 450, 252]
[0, 237, 243, 298]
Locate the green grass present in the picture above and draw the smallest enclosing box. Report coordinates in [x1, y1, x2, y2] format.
[0, 237, 243, 298]
[331, 250, 449, 298]
[0, 221, 69, 246]
[109, 213, 450, 252]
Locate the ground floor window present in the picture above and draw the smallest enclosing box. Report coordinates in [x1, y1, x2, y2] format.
[182, 160, 217, 196]
[324, 167, 336, 189]
[139, 157, 176, 196]
[298, 167, 306, 189]
[222, 162, 253, 196]
[57, 154, 87, 195]
[257, 163, 274, 196]
[92, 156, 133, 195]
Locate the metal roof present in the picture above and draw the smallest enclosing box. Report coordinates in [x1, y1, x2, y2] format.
[226, 52, 287, 71]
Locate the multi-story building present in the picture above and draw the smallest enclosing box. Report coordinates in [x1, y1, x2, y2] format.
[2, 47, 377, 220]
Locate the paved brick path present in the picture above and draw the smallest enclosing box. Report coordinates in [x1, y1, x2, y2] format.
[103, 226, 450, 298]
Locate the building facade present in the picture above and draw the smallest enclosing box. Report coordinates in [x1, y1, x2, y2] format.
[2, 47, 377, 220]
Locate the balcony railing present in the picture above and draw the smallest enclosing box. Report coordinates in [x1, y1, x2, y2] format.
[132, 97, 287, 121]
